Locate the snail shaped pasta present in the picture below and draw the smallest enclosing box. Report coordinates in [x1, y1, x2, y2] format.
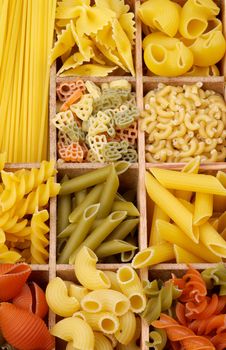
[179, 0, 220, 39]
[143, 33, 193, 77]
[138, 0, 181, 37]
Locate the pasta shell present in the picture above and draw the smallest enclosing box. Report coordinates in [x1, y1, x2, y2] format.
[0, 303, 54, 350]
[12, 283, 32, 313]
[31, 282, 49, 319]
[0, 263, 31, 301]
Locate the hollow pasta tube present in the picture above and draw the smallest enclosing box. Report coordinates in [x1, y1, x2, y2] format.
[94, 240, 137, 258]
[57, 204, 100, 264]
[69, 183, 103, 223]
[57, 175, 71, 234]
[157, 219, 221, 263]
[73, 311, 119, 334]
[145, 171, 198, 243]
[57, 222, 77, 239]
[149, 168, 226, 196]
[214, 171, 226, 213]
[50, 317, 94, 350]
[115, 311, 136, 345]
[173, 245, 206, 263]
[149, 205, 169, 246]
[111, 201, 140, 217]
[193, 193, 213, 226]
[117, 266, 146, 313]
[104, 271, 121, 292]
[74, 246, 110, 290]
[68, 283, 89, 302]
[93, 332, 113, 350]
[132, 243, 175, 268]
[199, 222, 226, 258]
[96, 164, 119, 219]
[74, 189, 87, 207]
[106, 218, 139, 241]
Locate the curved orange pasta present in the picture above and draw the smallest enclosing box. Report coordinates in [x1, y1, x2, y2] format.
[211, 332, 226, 350]
[152, 313, 215, 350]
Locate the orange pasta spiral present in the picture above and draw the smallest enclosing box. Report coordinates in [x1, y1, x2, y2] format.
[152, 313, 215, 350]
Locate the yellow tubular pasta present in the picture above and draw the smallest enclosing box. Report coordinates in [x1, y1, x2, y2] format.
[73, 311, 119, 334]
[115, 311, 136, 345]
[149, 205, 169, 246]
[199, 222, 226, 258]
[51, 317, 94, 350]
[116, 266, 146, 313]
[104, 271, 122, 292]
[131, 243, 175, 268]
[173, 245, 206, 263]
[149, 168, 226, 196]
[214, 171, 226, 212]
[74, 246, 111, 290]
[157, 219, 221, 263]
[81, 289, 130, 316]
[46, 277, 80, 317]
[68, 284, 89, 302]
[145, 171, 199, 243]
[93, 332, 113, 350]
[193, 192, 213, 226]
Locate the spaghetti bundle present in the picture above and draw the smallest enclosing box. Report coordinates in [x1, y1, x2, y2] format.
[0, 0, 56, 162]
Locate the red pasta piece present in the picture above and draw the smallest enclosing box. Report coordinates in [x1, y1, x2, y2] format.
[60, 89, 83, 112]
[116, 121, 138, 145]
[12, 283, 32, 313]
[175, 302, 187, 326]
[0, 263, 31, 301]
[211, 332, 226, 350]
[0, 302, 54, 350]
[205, 314, 226, 335]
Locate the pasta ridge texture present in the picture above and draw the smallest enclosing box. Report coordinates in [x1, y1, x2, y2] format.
[30, 209, 49, 264]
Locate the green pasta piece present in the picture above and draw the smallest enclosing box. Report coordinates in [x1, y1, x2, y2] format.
[201, 263, 226, 296]
[121, 234, 138, 262]
[58, 222, 77, 239]
[96, 164, 119, 219]
[95, 239, 137, 258]
[56, 238, 67, 258]
[146, 329, 167, 350]
[112, 201, 140, 217]
[143, 280, 160, 297]
[69, 211, 127, 263]
[57, 203, 100, 264]
[142, 281, 181, 325]
[57, 175, 71, 233]
[59, 165, 111, 195]
[115, 192, 126, 202]
[106, 218, 139, 241]
[114, 161, 130, 175]
[74, 189, 87, 207]
[122, 148, 138, 163]
[69, 184, 103, 223]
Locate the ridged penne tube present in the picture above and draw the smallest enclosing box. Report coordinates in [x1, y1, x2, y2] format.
[57, 204, 100, 264]
[145, 171, 198, 243]
[95, 240, 137, 258]
[73, 211, 127, 256]
[81, 289, 130, 316]
[46, 277, 80, 317]
[74, 311, 119, 334]
[94, 332, 113, 350]
[173, 245, 206, 263]
[69, 184, 103, 223]
[157, 219, 221, 263]
[96, 164, 119, 219]
[50, 317, 94, 350]
[74, 246, 110, 290]
[57, 222, 77, 239]
[149, 205, 169, 246]
[199, 222, 226, 258]
[193, 192, 213, 226]
[57, 175, 71, 234]
[106, 218, 139, 241]
[131, 243, 175, 268]
[214, 171, 226, 212]
[117, 317, 141, 350]
[104, 271, 121, 292]
[115, 311, 136, 345]
[149, 168, 226, 196]
[74, 189, 87, 207]
[111, 201, 140, 217]
[68, 283, 89, 302]
[117, 266, 146, 313]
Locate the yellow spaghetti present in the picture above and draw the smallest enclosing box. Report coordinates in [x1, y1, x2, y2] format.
[0, 0, 56, 162]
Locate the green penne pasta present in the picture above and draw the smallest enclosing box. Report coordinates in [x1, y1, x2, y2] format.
[121, 234, 138, 262]
[69, 184, 103, 223]
[95, 240, 137, 258]
[114, 161, 130, 175]
[57, 222, 77, 239]
[69, 211, 127, 263]
[106, 218, 139, 241]
[96, 164, 119, 219]
[115, 192, 126, 202]
[112, 201, 140, 217]
[57, 203, 100, 264]
[91, 219, 105, 230]
[74, 189, 87, 207]
[57, 175, 71, 233]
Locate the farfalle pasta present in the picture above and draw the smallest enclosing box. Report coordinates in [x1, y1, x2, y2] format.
[54, 79, 139, 164]
[51, 0, 136, 76]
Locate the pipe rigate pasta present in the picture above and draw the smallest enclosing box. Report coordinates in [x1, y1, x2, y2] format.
[74, 311, 119, 334]
[115, 311, 136, 345]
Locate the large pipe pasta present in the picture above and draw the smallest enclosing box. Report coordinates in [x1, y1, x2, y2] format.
[94, 240, 137, 258]
[115, 311, 136, 345]
[131, 243, 175, 268]
[193, 193, 213, 226]
[199, 222, 226, 258]
[173, 245, 206, 263]
[74, 311, 119, 334]
[74, 246, 111, 290]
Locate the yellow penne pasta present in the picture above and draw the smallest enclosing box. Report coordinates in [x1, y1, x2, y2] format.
[131, 243, 175, 268]
[145, 171, 198, 243]
[218, 211, 226, 233]
[157, 219, 221, 263]
[175, 156, 200, 201]
[214, 171, 226, 212]
[173, 245, 206, 263]
[149, 168, 226, 196]
[149, 205, 169, 246]
[193, 192, 213, 226]
[199, 222, 226, 258]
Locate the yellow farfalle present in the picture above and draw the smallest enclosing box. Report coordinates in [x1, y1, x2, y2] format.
[94, 42, 129, 72]
[51, 23, 75, 64]
[59, 63, 117, 77]
[119, 13, 136, 45]
[95, 0, 129, 18]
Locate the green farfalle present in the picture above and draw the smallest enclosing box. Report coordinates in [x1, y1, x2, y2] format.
[146, 329, 167, 350]
[142, 280, 181, 325]
[201, 263, 226, 296]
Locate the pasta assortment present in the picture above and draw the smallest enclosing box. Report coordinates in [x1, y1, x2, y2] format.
[51, 0, 135, 76]
[138, 0, 226, 76]
[141, 83, 226, 163]
[54, 79, 139, 164]
[57, 163, 139, 264]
